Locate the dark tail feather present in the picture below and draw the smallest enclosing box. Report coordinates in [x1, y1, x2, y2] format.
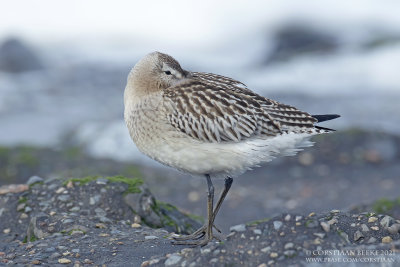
[312, 114, 340, 123]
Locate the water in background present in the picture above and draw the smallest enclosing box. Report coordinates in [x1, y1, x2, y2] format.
[0, 0, 399, 165]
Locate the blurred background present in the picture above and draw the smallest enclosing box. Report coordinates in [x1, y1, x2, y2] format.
[1, 0, 400, 230]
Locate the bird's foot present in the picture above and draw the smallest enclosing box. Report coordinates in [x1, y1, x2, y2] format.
[171, 224, 223, 246]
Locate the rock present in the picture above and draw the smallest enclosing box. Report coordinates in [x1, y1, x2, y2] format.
[387, 223, 400, 234]
[284, 242, 294, 250]
[381, 236, 393, 243]
[284, 214, 291, 221]
[265, 24, 338, 63]
[269, 252, 278, 258]
[27, 213, 51, 240]
[273, 221, 283, 230]
[380, 215, 393, 228]
[253, 229, 262, 235]
[320, 221, 330, 232]
[165, 254, 182, 266]
[230, 224, 246, 232]
[370, 226, 379, 231]
[368, 217, 378, 223]
[144, 235, 158, 240]
[360, 224, 369, 232]
[0, 38, 43, 72]
[58, 258, 72, 264]
[27, 176, 44, 185]
[367, 237, 377, 244]
[353, 230, 364, 241]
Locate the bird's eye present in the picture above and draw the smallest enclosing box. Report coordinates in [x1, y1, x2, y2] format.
[164, 71, 172, 75]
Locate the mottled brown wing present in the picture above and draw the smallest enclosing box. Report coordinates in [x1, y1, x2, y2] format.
[163, 79, 274, 143]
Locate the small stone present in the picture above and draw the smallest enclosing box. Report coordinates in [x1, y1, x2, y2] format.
[20, 213, 28, 219]
[257, 264, 267, 267]
[370, 226, 379, 231]
[72, 249, 80, 253]
[382, 236, 393, 243]
[306, 220, 318, 228]
[320, 222, 330, 232]
[367, 237, 377, 244]
[55, 187, 65, 194]
[273, 221, 283, 230]
[368, 217, 378, 223]
[83, 259, 93, 264]
[380, 216, 393, 228]
[360, 224, 369, 232]
[253, 229, 262, 235]
[330, 209, 340, 214]
[131, 223, 141, 228]
[284, 242, 294, 249]
[284, 214, 291, 221]
[27, 176, 44, 185]
[261, 246, 271, 253]
[70, 230, 84, 235]
[31, 259, 41, 265]
[283, 250, 296, 257]
[57, 195, 70, 202]
[145, 235, 158, 240]
[17, 203, 26, 211]
[58, 258, 72, 264]
[24, 206, 32, 213]
[230, 224, 246, 232]
[165, 254, 182, 266]
[313, 233, 325, 239]
[339, 231, 350, 243]
[295, 216, 302, 222]
[49, 211, 56, 216]
[328, 218, 338, 225]
[96, 178, 108, 185]
[201, 248, 211, 254]
[96, 223, 107, 229]
[350, 223, 356, 227]
[269, 252, 278, 258]
[308, 212, 316, 217]
[387, 224, 400, 234]
[353, 230, 364, 241]
[3, 228, 10, 234]
[70, 207, 80, 212]
[66, 181, 74, 188]
[62, 218, 74, 224]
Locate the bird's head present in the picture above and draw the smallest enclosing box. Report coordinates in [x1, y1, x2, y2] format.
[126, 52, 190, 99]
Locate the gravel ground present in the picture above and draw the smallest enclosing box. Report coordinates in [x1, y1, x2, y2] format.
[1, 177, 400, 266]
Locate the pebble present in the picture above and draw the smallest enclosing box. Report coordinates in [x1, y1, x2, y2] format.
[370, 226, 379, 231]
[284, 242, 294, 250]
[273, 221, 283, 230]
[72, 249, 80, 253]
[367, 237, 377, 244]
[283, 250, 296, 257]
[62, 219, 74, 224]
[57, 195, 70, 202]
[131, 223, 141, 228]
[230, 224, 246, 232]
[295, 216, 302, 222]
[253, 229, 262, 235]
[24, 206, 32, 213]
[360, 224, 369, 232]
[380, 216, 393, 228]
[3, 228, 10, 234]
[96, 178, 108, 185]
[58, 258, 72, 264]
[261, 246, 271, 253]
[55, 187, 65, 194]
[257, 264, 267, 267]
[269, 252, 278, 258]
[284, 214, 291, 221]
[387, 223, 400, 234]
[90, 195, 101, 205]
[353, 230, 364, 241]
[17, 203, 26, 211]
[382, 236, 393, 243]
[306, 220, 318, 228]
[144, 235, 158, 240]
[27, 176, 44, 185]
[313, 233, 325, 239]
[368, 217, 378, 223]
[70, 206, 80, 212]
[320, 222, 330, 232]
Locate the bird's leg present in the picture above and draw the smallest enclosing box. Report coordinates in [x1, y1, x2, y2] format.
[172, 176, 233, 246]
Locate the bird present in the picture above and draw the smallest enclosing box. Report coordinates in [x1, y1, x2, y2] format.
[123, 51, 340, 246]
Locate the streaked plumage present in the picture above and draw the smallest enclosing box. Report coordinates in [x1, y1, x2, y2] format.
[124, 51, 339, 246]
